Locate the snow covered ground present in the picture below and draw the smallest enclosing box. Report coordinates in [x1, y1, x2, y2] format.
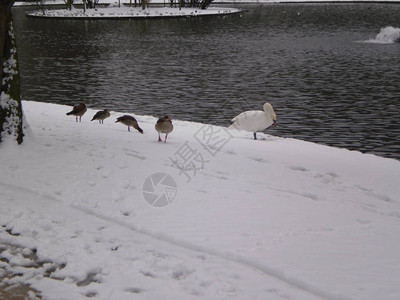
[1, 101, 400, 299]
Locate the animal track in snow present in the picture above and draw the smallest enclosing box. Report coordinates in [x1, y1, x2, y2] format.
[125, 287, 142, 294]
[76, 271, 102, 287]
[365, 192, 393, 203]
[170, 265, 195, 280]
[314, 172, 339, 184]
[121, 210, 132, 217]
[356, 219, 372, 225]
[289, 166, 309, 172]
[122, 181, 136, 191]
[123, 148, 146, 160]
[355, 185, 393, 203]
[140, 270, 155, 278]
[248, 156, 270, 163]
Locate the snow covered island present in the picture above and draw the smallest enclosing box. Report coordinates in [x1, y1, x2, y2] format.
[1, 101, 400, 299]
[25, 5, 242, 19]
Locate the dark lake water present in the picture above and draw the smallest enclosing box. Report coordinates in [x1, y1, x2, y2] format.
[12, 3, 400, 160]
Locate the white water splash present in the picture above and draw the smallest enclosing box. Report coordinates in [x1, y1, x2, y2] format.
[365, 26, 400, 44]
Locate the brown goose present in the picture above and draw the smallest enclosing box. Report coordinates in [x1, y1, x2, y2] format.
[115, 115, 143, 134]
[66, 103, 87, 122]
[91, 109, 110, 124]
[155, 115, 173, 143]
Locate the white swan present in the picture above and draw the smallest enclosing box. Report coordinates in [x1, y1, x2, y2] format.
[228, 102, 277, 140]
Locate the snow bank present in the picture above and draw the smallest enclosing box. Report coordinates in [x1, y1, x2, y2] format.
[1, 101, 400, 299]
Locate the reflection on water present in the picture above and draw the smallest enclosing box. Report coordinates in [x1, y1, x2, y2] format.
[13, 3, 400, 159]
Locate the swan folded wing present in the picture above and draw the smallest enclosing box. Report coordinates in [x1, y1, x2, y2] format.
[231, 110, 259, 122]
[229, 110, 271, 132]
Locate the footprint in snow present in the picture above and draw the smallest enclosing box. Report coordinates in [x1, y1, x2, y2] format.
[123, 148, 146, 160]
[225, 150, 236, 155]
[125, 287, 142, 294]
[121, 210, 133, 217]
[314, 172, 339, 184]
[113, 193, 124, 202]
[248, 156, 269, 163]
[171, 266, 194, 280]
[356, 219, 372, 225]
[87, 180, 97, 187]
[289, 166, 309, 172]
[77, 271, 101, 287]
[122, 181, 136, 190]
[366, 192, 393, 203]
[140, 271, 155, 278]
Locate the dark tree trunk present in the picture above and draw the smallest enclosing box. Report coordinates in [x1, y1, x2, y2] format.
[65, 0, 74, 10]
[0, 0, 24, 145]
[200, 0, 212, 9]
